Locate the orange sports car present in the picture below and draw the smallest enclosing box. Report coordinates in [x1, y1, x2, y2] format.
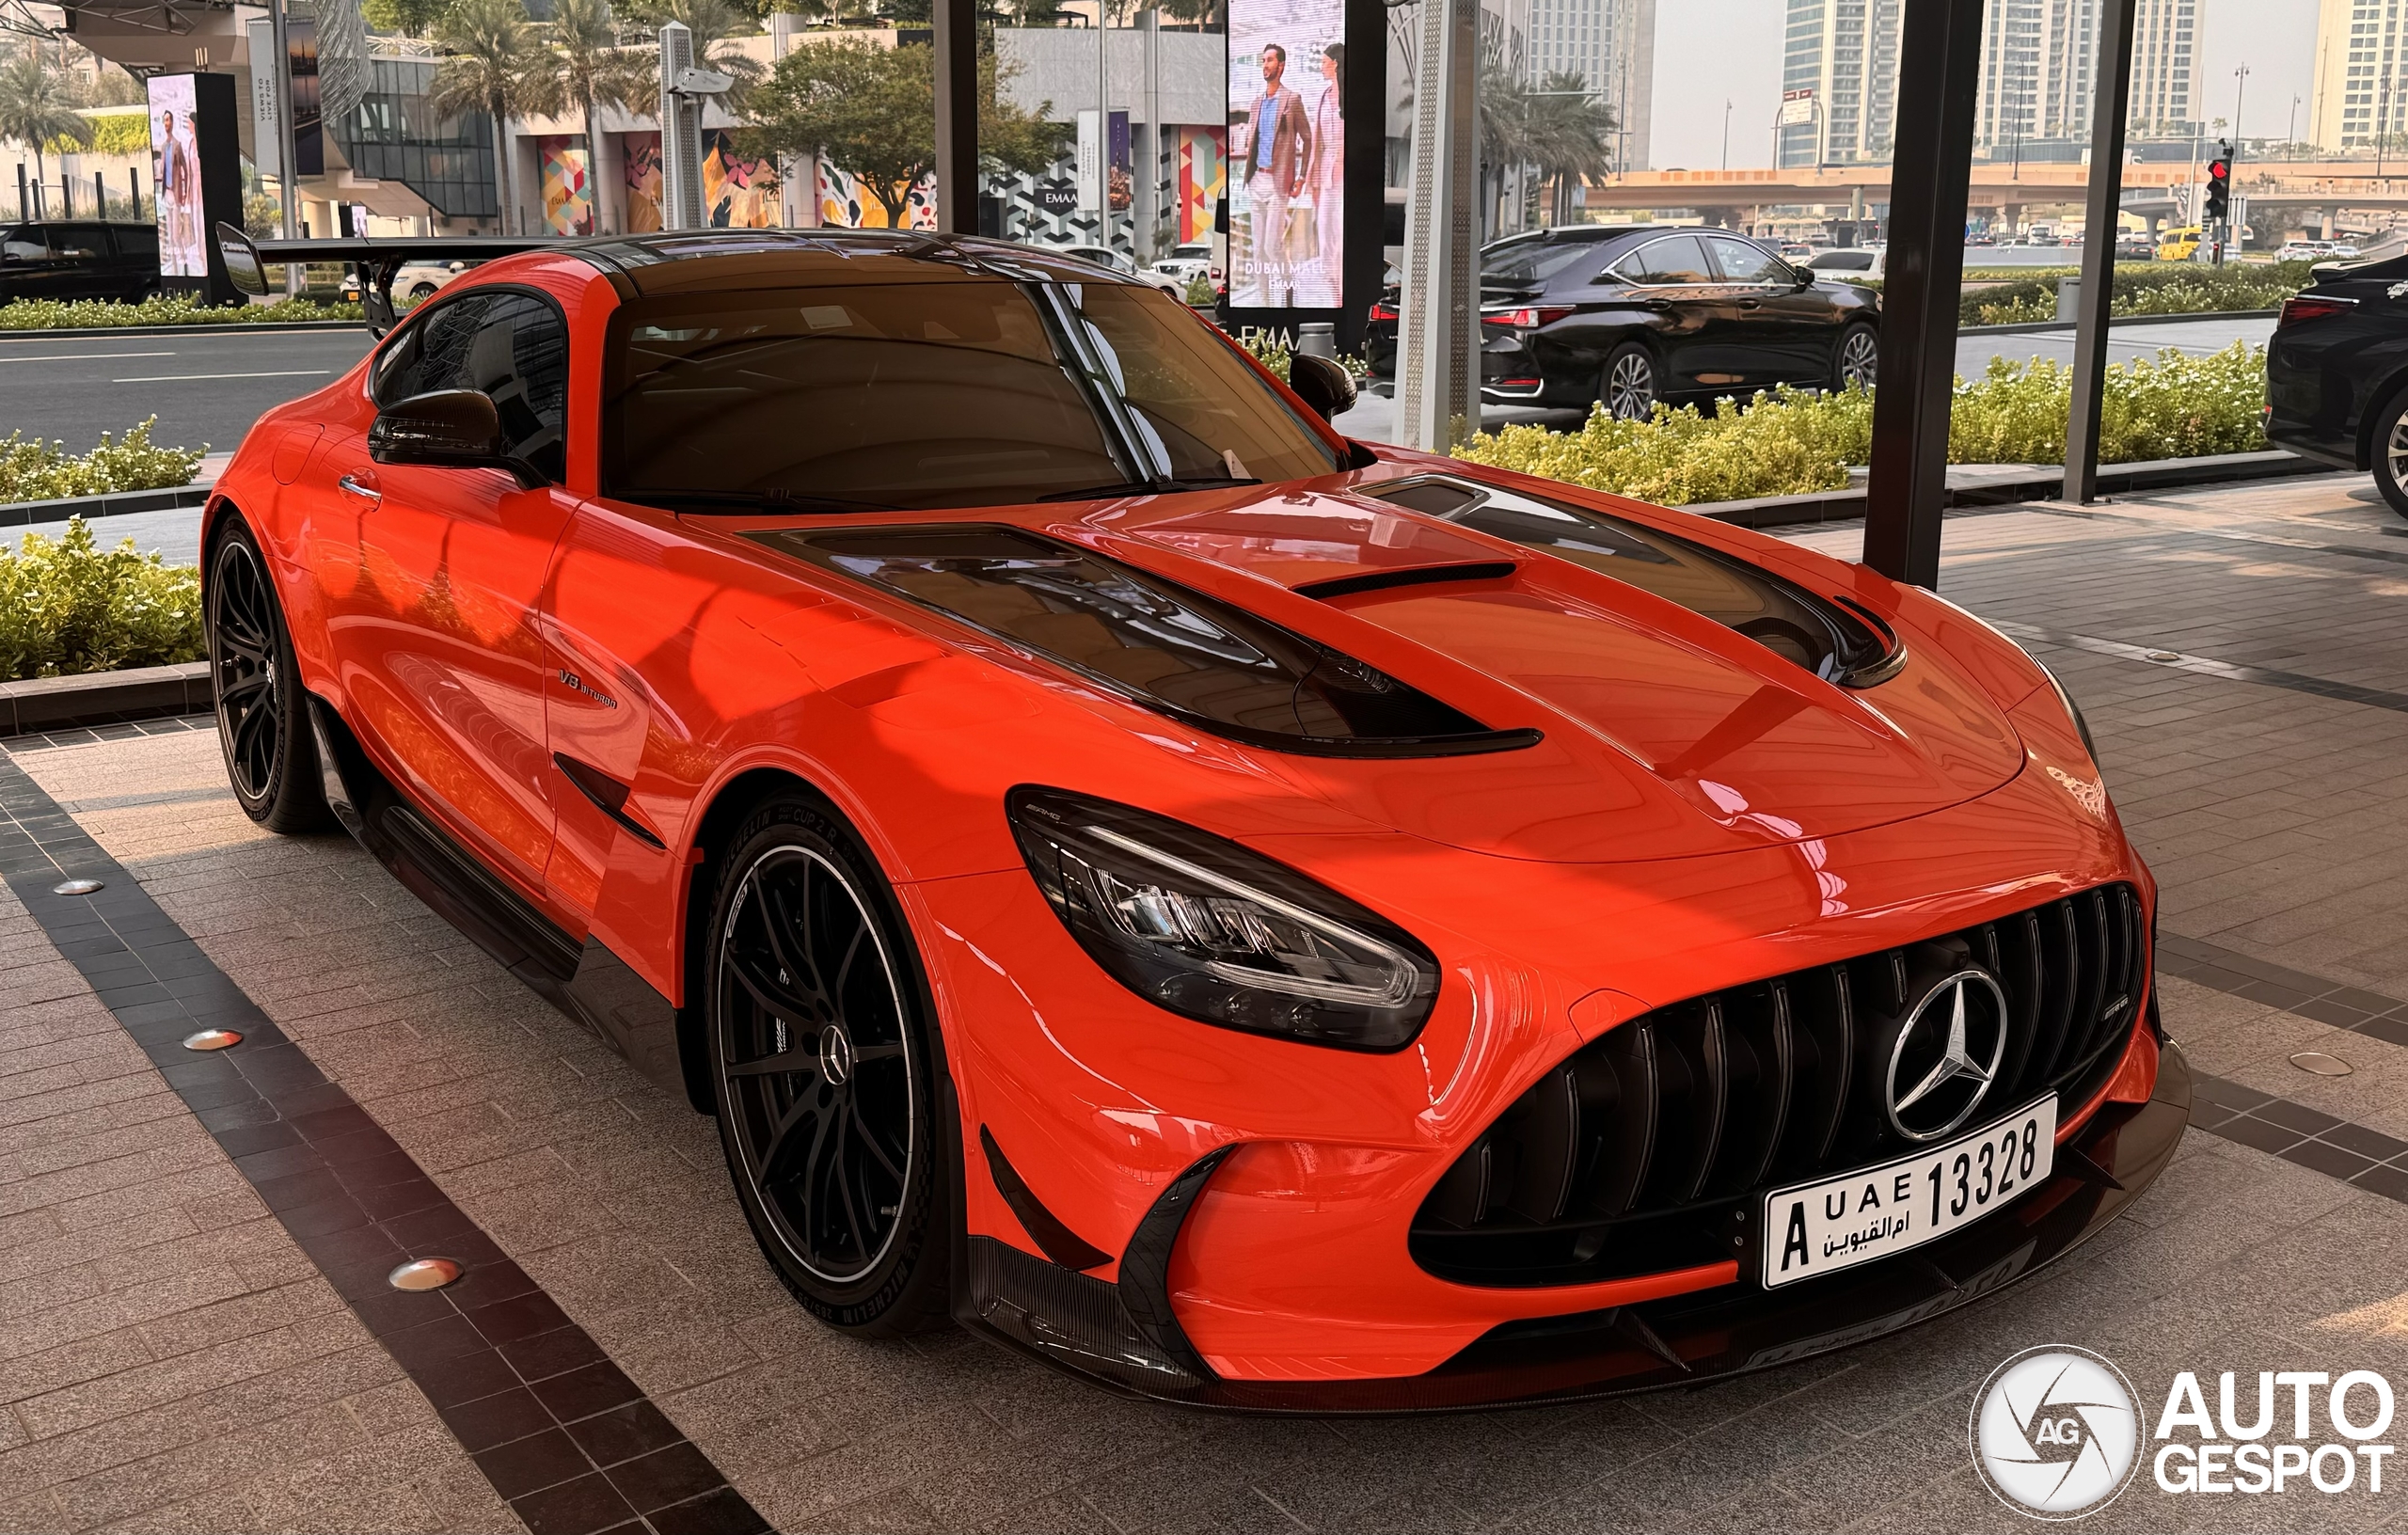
[202, 228, 2189, 1411]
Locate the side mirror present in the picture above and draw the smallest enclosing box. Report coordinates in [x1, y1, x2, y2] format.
[1288, 353, 1358, 422]
[369, 389, 545, 487]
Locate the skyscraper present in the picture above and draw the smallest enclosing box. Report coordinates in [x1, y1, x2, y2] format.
[1777, 0, 1904, 168]
[1779, 0, 2199, 168]
[2309, 0, 2404, 149]
[1527, 0, 1655, 170]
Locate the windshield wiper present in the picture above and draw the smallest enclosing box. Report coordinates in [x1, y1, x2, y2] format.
[1036, 475, 1262, 502]
[632, 487, 895, 514]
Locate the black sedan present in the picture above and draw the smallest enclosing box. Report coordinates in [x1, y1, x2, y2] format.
[1365, 226, 1881, 419]
[2265, 254, 2408, 517]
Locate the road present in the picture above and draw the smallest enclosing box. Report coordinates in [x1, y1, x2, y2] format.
[0, 326, 374, 457]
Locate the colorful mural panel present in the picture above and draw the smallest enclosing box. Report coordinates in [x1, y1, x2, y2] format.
[621, 131, 662, 234]
[702, 130, 780, 228]
[814, 161, 937, 229]
[538, 135, 592, 235]
[1177, 126, 1226, 245]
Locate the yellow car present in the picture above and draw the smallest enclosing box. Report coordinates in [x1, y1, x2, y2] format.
[2157, 226, 2202, 261]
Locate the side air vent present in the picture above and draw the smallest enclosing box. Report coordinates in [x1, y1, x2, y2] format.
[1413, 883, 2147, 1287]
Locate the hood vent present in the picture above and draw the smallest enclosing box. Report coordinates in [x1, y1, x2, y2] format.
[1364, 476, 1907, 688]
[754, 524, 1542, 759]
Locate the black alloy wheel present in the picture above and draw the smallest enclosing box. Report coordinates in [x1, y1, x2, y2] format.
[2373, 389, 2408, 521]
[706, 797, 952, 1334]
[206, 517, 328, 832]
[1834, 324, 1880, 392]
[1601, 342, 1660, 421]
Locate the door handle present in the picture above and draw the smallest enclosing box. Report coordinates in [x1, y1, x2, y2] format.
[338, 473, 381, 502]
[1737, 299, 1763, 310]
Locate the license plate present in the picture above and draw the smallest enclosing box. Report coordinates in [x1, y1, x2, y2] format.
[1760, 1095, 2056, 1290]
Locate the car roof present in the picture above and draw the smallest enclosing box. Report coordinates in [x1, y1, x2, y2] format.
[553, 229, 1149, 298]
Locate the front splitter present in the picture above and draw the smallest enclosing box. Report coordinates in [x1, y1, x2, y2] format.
[963, 1041, 2194, 1415]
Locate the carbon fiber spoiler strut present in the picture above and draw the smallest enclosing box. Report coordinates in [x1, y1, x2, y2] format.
[215, 222, 558, 336]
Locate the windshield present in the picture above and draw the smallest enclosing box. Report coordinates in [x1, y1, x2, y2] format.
[602, 279, 1341, 511]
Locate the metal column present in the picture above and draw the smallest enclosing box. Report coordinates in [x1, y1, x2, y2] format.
[1861, 0, 1985, 590]
[933, 0, 976, 234]
[1397, 0, 1479, 453]
[2065, 0, 2139, 505]
[658, 24, 704, 230]
[267, 0, 299, 293]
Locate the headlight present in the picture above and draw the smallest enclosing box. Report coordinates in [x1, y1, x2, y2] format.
[1006, 786, 1441, 1052]
[2039, 662, 2099, 763]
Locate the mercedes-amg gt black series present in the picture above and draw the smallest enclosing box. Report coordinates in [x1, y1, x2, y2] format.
[2266, 254, 2408, 517]
[1365, 226, 1882, 419]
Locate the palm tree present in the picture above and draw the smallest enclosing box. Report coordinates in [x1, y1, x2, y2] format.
[1521, 72, 1615, 227]
[429, 0, 563, 234]
[0, 49, 89, 214]
[540, 0, 653, 229]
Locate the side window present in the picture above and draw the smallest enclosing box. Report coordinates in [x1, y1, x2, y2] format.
[53, 226, 108, 261]
[1, 227, 46, 261]
[371, 291, 569, 482]
[373, 293, 494, 405]
[1707, 236, 1796, 286]
[114, 225, 159, 261]
[1613, 236, 1711, 286]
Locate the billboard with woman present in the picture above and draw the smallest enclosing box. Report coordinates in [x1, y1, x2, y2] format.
[149, 74, 205, 278]
[1228, 0, 1345, 309]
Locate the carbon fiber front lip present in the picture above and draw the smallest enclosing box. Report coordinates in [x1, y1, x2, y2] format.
[958, 1041, 2192, 1415]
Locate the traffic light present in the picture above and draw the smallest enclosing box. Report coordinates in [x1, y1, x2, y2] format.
[2205, 156, 2231, 221]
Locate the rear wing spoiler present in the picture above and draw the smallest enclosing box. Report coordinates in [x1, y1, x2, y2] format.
[215, 223, 558, 336]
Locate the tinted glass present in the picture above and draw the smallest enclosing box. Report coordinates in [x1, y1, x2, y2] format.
[1, 227, 44, 261]
[1616, 236, 1713, 285]
[114, 225, 158, 260]
[1481, 238, 1597, 288]
[762, 525, 1513, 753]
[51, 225, 106, 260]
[1706, 237, 1795, 285]
[373, 292, 569, 478]
[603, 280, 1340, 512]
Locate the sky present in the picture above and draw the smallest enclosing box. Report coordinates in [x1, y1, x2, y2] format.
[1649, 0, 2324, 171]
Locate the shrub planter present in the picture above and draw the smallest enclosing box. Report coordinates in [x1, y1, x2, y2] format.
[0, 483, 213, 530]
[1692, 449, 2327, 530]
[0, 660, 212, 736]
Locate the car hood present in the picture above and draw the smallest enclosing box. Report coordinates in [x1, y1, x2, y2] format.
[1083, 485, 2028, 864]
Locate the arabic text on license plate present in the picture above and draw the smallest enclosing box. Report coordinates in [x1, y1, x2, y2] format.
[1760, 1095, 2056, 1290]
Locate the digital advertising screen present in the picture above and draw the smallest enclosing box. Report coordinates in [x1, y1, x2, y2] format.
[147, 73, 204, 278]
[1228, 0, 1346, 309]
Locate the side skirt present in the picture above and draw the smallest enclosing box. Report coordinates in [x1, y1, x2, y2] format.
[305, 694, 693, 1105]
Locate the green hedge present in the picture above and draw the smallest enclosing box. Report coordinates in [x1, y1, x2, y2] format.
[0, 517, 202, 679]
[0, 294, 363, 330]
[0, 419, 204, 504]
[1965, 261, 2312, 325]
[1453, 341, 2269, 506]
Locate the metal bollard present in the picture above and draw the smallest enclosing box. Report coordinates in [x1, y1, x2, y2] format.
[2055, 277, 2080, 322]
[1297, 322, 1338, 359]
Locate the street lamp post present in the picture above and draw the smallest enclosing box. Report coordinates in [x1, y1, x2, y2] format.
[1722, 98, 1733, 173]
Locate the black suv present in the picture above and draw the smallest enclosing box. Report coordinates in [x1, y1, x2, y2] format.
[1367, 225, 1881, 419]
[0, 221, 162, 304]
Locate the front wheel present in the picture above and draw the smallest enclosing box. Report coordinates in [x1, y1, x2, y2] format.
[1599, 342, 1660, 421]
[1832, 324, 1879, 392]
[206, 515, 328, 833]
[705, 795, 953, 1336]
[2372, 389, 2408, 521]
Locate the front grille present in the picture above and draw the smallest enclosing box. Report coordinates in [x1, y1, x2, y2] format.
[1411, 884, 2147, 1287]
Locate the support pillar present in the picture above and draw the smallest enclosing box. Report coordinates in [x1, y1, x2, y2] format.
[1861, 0, 1984, 590]
[2065, 0, 2138, 505]
[933, 0, 976, 234]
[1397, 0, 1479, 452]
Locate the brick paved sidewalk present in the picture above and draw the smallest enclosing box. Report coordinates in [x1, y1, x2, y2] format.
[5, 473, 2408, 1534]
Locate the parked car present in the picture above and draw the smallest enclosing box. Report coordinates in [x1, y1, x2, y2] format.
[396, 259, 467, 303]
[208, 224, 2182, 1408]
[2267, 253, 2408, 515]
[1803, 246, 1885, 281]
[1059, 243, 1184, 297]
[2115, 234, 2158, 261]
[1778, 241, 1814, 260]
[0, 220, 159, 304]
[2278, 240, 2328, 261]
[1366, 225, 1882, 417]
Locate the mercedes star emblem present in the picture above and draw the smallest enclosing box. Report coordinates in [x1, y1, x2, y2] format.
[1886, 969, 2010, 1142]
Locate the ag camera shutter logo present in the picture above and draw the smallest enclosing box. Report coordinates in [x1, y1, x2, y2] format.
[1972, 1346, 2142, 1519]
